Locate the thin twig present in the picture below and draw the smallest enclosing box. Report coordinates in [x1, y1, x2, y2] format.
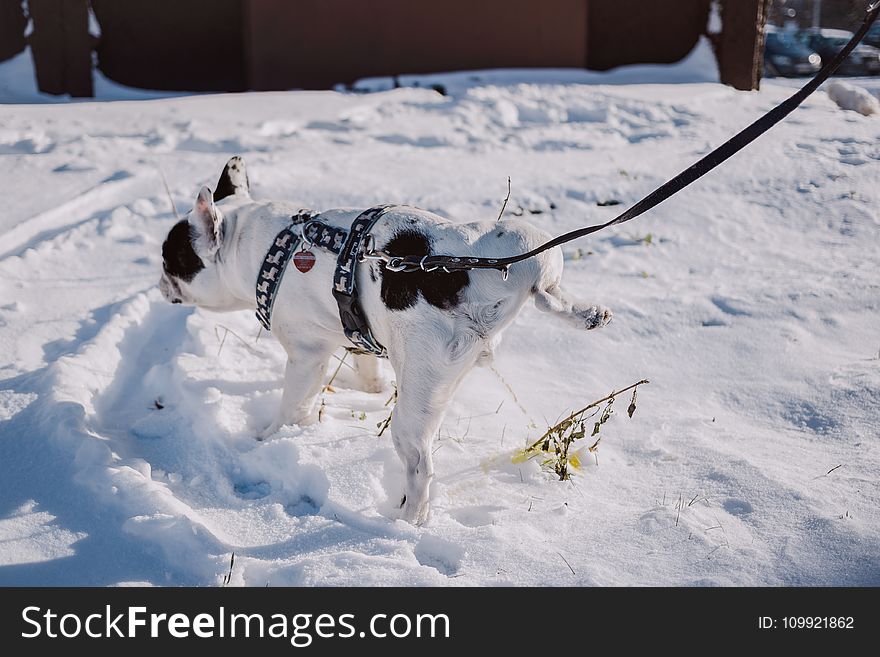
[496, 176, 512, 221]
[563, 380, 649, 430]
[377, 412, 393, 437]
[331, 352, 357, 371]
[214, 324, 263, 356]
[461, 416, 472, 441]
[557, 552, 576, 575]
[706, 545, 724, 560]
[221, 552, 235, 587]
[813, 463, 845, 480]
[489, 364, 532, 420]
[377, 383, 398, 436]
[217, 327, 229, 357]
[158, 167, 180, 221]
[322, 351, 349, 394]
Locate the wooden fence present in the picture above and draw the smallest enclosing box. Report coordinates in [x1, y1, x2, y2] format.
[1, 0, 771, 97]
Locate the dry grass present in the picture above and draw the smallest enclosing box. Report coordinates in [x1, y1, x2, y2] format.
[513, 379, 648, 480]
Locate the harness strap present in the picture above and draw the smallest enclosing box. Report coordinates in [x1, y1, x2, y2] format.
[333, 205, 394, 357]
[304, 221, 348, 254]
[255, 211, 311, 331]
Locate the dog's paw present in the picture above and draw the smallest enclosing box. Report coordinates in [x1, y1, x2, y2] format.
[398, 495, 431, 526]
[257, 420, 285, 441]
[297, 408, 320, 427]
[258, 409, 319, 440]
[358, 378, 387, 394]
[576, 305, 612, 330]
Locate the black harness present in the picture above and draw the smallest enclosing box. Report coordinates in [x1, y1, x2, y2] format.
[255, 206, 392, 357]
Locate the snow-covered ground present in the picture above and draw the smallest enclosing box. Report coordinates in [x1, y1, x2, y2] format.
[1, 45, 878, 586]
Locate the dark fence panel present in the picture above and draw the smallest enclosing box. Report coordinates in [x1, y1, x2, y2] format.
[244, 0, 588, 90]
[91, 0, 246, 92]
[587, 0, 711, 70]
[0, 0, 27, 63]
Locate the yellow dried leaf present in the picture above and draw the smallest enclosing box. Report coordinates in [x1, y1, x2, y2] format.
[511, 450, 534, 464]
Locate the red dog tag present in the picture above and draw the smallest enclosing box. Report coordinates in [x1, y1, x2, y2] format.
[293, 250, 316, 273]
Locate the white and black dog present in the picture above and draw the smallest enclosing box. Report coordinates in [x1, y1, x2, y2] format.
[159, 157, 611, 524]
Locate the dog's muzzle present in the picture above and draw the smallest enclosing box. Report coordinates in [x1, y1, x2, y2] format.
[159, 275, 183, 304]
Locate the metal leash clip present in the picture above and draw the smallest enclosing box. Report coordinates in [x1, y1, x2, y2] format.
[357, 234, 375, 262]
[300, 220, 316, 250]
[359, 236, 394, 264]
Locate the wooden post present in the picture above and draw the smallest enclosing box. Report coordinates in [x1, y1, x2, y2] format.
[28, 0, 94, 97]
[718, 0, 771, 90]
[0, 0, 28, 63]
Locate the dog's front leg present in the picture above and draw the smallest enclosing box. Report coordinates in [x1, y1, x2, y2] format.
[259, 345, 331, 439]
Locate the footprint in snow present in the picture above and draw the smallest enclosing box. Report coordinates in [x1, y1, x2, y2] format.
[233, 481, 272, 500]
[449, 505, 504, 528]
[284, 496, 322, 517]
[722, 499, 754, 516]
[414, 535, 464, 576]
[710, 296, 750, 317]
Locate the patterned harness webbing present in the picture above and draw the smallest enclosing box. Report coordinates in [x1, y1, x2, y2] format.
[332, 205, 393, 357]
[254, 206, 392, 357]
[254, 211, 309, 332]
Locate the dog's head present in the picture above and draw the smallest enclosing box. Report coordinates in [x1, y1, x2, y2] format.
[159, 156, 249, 310]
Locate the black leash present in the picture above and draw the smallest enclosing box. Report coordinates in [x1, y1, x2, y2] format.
[377, 3, 880, 276]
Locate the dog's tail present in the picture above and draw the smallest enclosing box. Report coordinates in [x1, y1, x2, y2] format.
[530, 249, 611, 330]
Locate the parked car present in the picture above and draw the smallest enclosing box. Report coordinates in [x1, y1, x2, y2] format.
[763, 28, 821, 76]
[863, 23, 880, 49]
[801, 29, 880, 76]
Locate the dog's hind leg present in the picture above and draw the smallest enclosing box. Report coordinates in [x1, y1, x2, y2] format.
[532, 283, 612, 331]
[353, 352, 386, 393]
[387, 327, 482, 524]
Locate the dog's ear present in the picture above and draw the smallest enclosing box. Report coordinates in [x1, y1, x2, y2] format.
[189, 186, 223, 255]
[213, 155, 250, 202]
